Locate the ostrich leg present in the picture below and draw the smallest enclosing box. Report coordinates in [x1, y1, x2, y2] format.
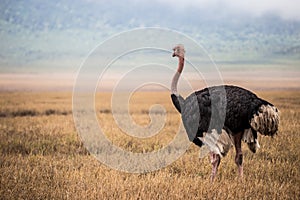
[210, 152, 221, 182]
[233, 132, 243, 178]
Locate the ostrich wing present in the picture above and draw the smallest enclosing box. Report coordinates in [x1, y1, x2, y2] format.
[181, 87, 227, 142]
[181, 93, 200, 142]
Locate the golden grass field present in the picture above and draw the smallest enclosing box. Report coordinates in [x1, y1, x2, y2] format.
[0, 90, 299, 199]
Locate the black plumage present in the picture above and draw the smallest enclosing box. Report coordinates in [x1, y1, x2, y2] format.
[172, 85, 278, 148]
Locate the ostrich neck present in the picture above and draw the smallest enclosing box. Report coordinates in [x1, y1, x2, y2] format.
[177, 57, 184, 73]
[171, 57, 184, 95]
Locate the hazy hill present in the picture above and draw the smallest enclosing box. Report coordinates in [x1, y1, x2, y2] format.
[0, 0, 299, 73]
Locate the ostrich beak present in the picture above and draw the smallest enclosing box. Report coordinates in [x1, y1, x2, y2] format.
[172, 47, 176, 57]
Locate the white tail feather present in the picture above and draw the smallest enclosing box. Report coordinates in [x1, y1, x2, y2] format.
[199, 129, 232, 157]
[250, 104, 280, 136]
[243, 128, 260, 152]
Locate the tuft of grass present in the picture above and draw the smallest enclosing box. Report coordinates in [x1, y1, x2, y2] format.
[12, 109, 38, 117]
[99, 109, 111, 114]
[0, 109, 72, 118]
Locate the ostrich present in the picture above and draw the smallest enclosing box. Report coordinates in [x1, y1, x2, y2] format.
[170, 45, 279, 181]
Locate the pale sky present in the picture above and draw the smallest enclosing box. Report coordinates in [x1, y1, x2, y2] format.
[155, 0, 300, 20]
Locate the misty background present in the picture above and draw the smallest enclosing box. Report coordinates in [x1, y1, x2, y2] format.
[0, 0, 299, 90]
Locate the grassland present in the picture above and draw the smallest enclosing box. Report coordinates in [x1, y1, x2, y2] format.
[0, 90, 299, 199]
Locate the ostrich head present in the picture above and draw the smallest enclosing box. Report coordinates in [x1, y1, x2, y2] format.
[172, 44, 185, 58]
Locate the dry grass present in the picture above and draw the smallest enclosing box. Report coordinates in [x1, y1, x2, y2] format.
[0, 90, 299, 199]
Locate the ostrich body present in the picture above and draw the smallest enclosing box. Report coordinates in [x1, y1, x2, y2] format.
[170, 45, 279, 181]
